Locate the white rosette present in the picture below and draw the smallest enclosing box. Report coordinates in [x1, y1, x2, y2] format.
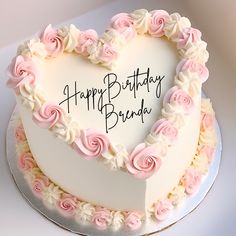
[130, 9, 150, 34]
[17, 38, 47, 59]
[174, 71, 201, 97]
[102, 144, 128, 170]
[179, 40, 209, 64]
[164, 13, 191, 42]
[42, 183, 62, 209]
[110, 211, 125, 231]
[58, 24, 80, 52]
[51, 116, 80, 144]
[75, 202, 95, 224]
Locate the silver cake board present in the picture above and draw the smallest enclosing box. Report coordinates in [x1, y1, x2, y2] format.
[6, 105, 222, 236]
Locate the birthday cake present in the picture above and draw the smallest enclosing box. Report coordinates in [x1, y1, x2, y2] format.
[7, 9, 217, 231]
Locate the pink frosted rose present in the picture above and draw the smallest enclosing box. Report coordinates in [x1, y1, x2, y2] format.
[126, 143, 162, 179]
[177, 27, 202, 49]
[91, 207, 111, 230]
[110, 13, 136, 41]
[99, 43, 118, 62]
[75, 29, 98, 56]
[15, 125, 26, 142]
[32, 175, 50, 197]
[18, 152, 36, 171]
[151, 118, 178, 142]
[6, 55, 38, 94]
[163, 86, 194, 114]
[201, 112, 214, 130]
[58, 193, 77, 216]
[181, 168, 202, 195]
[73, 129, 110, 160]
[199, 145, 215, 163]
[33, 103, 65, 129]
[154, 199, 173, 221]
[148, 10, 169, 37]
[40, 24, 64, 57]
[176, 59, 209, 82]
[124, 212, 142, 230]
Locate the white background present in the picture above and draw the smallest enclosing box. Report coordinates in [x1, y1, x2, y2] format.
[0, 0, 235, 235]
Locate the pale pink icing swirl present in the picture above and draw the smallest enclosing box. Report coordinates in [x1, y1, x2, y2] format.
[110, 13, 136, 41]
[154, 199, 173, 221]
[99, 43, 118, 62]
[33, 103, 65, 129]
[198, 145, 215, 163]
[40, 24, 64, 57]
[58, 193, 77, 216]
[148, 10, 169, 37]
[201, 112, 214, 130]
[177, 27, 201, 49]
[75, 29, 98, 56]
[32, 175, 50, 197]
[163, 86, 194, 114]
[181, 168, 202, 195]
[176, 59, 209, 82]
[6, 55, 38, 94]
[151, 118, 178, 142]
[91, 207, 111, 230]
[124, 212, 142, 230]
[126, 143, 162, 179]
[15, 125, 26, 142]
[73, 129, 110, 160]
[18, 152, 37, 171]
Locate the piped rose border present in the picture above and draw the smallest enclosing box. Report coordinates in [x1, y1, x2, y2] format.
[16, 98, 217, 231]
[7, 9, 209, 179]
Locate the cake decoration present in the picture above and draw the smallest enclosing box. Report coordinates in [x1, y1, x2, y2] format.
[15, 97, 217, 230]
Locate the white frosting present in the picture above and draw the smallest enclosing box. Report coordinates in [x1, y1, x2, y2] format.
[164, 13, 191, 42]
[130, 9, 150, 34]
[75, 202, 95, 223]
[52, 117, 79, 144]
[58, 24, 80, 52]
[174, 71, 201, 97]
[110, 211, 125, 230]
[16, 139, 30, 155]
[42, 183, 62, 207]
[179, 41, 209, 63]
[24, 167, 41, 184]
[101, 29, 126, 49]
[17, 38, 47, 59]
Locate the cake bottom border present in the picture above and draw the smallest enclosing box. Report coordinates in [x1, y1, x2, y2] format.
[6, 104, 222, 236]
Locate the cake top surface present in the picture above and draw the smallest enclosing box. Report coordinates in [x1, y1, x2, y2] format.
[6, 9, 209, 178]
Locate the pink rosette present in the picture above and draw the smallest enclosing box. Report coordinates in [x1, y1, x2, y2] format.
[110, 13, 136, 41]
[124, 212, 142, 230]
[151, 118, 178, 142]
[91, 207, 111, 230]
[176, 59, 209, 82]
[40, 24, 64, 57]
[201, 112, 214, 130]
[199, 145, 215, 163]
[177, 27, 202, 49]
[32, 175, 50, 197]
[99, 43, 118, 62]
[148, 10, 169, 37]
[58, 193, 77, 216]
[6, 55, 38, 94]
[15, 125, 26, 142]
[18, 152, 36, 171]
[163, 86, 194, 114]
[181, 168, 202, 195]
[153, 199, 173, 221]
[75, 29, 98, 56]
[33, 103, 65, 129]
[126, 143, 162, 179]
[73, 129, 110, 160]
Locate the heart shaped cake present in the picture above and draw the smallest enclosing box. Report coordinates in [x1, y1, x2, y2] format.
[7, 9, 217, 231]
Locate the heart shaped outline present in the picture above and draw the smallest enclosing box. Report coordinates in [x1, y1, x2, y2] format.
[7, 9, 209, 179]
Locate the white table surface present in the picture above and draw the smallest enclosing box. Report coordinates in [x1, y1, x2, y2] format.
[0, 0, 235, 235]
